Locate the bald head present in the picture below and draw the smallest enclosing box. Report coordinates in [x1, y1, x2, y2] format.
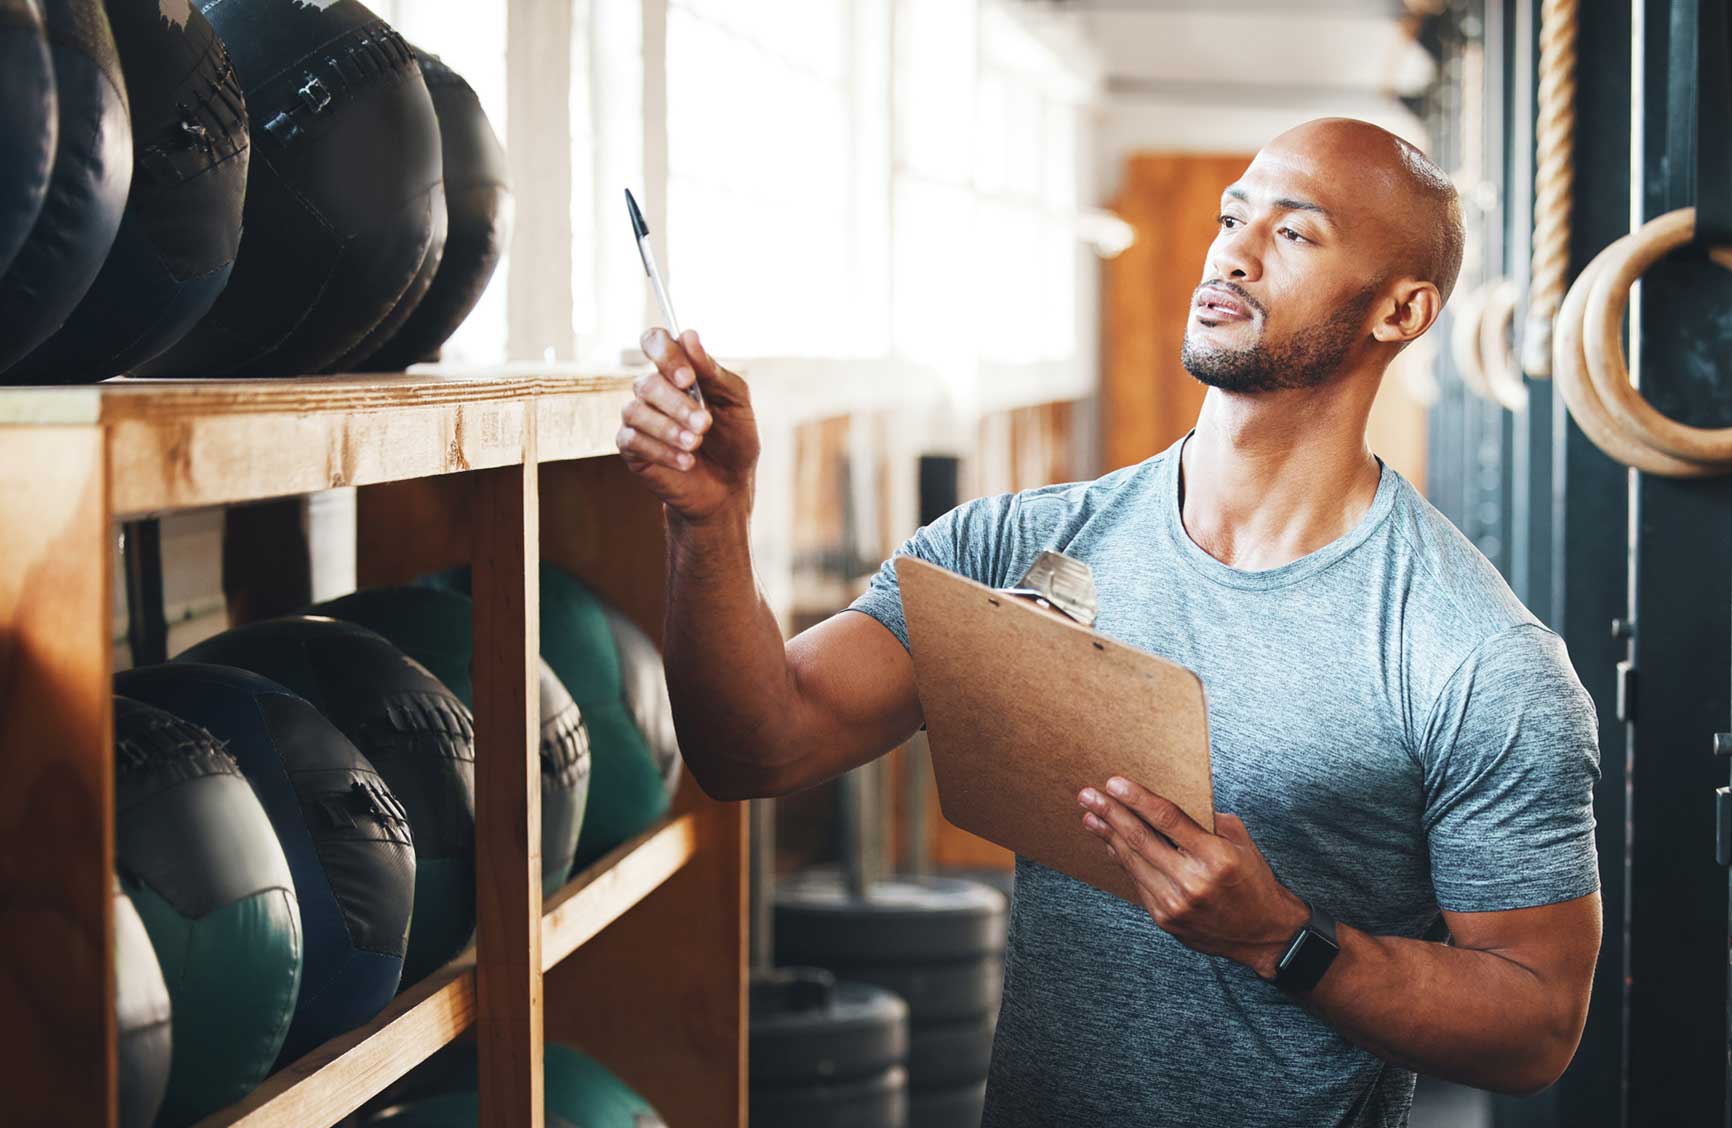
[1266, 118, 1465, 303]
[1181, 117, 1464, 394]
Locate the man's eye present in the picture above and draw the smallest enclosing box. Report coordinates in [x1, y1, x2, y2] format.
[1217, 215, 1240, 229]
[1279, 227, 1308, 243]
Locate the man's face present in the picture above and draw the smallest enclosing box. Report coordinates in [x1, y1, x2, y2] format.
[1180, 141, 1392, 393]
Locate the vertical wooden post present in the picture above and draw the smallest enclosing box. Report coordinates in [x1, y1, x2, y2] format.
[472, 422, 544, 1128]
[0, 427, 114, 1125]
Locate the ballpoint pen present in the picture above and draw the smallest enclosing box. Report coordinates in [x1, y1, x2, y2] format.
[625, 188, 706, 410]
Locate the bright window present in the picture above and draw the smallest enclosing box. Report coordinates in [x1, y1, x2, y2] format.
[893, 0, 1086, 368]
[664, 0, 861, 357]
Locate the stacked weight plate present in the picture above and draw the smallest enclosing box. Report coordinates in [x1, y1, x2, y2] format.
[750, 967, 909, 1128]
[775, 872, 1008, 1128]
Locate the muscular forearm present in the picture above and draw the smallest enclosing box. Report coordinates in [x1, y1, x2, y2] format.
[1299, 924, 1583, 1095]
[660, 503, 802, 798]
[1078, 779, 1593, 1098]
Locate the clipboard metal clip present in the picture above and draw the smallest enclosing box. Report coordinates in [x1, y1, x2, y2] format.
[999, 551, 1099, 629]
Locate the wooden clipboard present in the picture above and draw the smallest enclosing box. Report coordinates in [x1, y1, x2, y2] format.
[897, 555, 1214, 905]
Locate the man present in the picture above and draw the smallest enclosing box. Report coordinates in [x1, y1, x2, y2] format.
[615, 118, 1601, 1127]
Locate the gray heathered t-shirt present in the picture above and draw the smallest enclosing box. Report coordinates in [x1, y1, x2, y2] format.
[848, 435, 1601, 1128]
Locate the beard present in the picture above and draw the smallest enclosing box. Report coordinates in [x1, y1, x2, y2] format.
[1180, 285, 1377, 393]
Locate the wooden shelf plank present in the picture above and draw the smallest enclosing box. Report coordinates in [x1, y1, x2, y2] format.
[192, 814, 697, 1128]
[0, 370, 638, 517]
[541, 814, 701, 971]
[195, 957, 478, 1128]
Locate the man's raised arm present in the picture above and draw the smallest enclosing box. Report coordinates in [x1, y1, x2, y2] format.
[617, 327, 923, 800]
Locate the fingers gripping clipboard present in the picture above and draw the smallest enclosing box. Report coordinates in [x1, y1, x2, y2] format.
[896, 555, 1214, 905]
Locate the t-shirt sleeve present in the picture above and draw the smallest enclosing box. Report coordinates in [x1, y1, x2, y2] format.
[847, 491, 1021, 653]
[1419, 623, 1602, 913]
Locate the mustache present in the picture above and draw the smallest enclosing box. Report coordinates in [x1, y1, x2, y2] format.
[1193, 280, 1267, 319]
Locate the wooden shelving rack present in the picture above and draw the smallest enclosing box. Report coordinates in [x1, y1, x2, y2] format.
[0, 372, 747, 1128]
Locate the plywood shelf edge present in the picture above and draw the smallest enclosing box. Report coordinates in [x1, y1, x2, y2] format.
[0, 370, 642, 517]
[542, 814, 700, 971]
[191, 814, 698, 1128]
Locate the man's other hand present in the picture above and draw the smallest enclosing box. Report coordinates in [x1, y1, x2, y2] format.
[1079, 776, 1310, 980]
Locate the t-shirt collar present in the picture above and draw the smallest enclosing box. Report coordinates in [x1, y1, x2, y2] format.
[1161, 430, 1399, 590]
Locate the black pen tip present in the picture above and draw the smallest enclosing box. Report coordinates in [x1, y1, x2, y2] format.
[625, 188, 649, 238]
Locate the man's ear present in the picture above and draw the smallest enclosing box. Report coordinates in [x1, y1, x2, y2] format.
[1371, 280, 1443, 345]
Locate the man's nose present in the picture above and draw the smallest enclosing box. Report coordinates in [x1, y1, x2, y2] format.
[1207, 236, 1261, 284]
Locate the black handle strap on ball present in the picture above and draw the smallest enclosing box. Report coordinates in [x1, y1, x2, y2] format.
[253, 21, 415, 150]
[1668, 0, 1732, 246]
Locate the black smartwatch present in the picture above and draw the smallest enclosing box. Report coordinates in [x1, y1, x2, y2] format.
[1272, 900, 1340, 994]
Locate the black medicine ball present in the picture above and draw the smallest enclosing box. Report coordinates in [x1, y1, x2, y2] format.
[137, 0, 441, 378]
[538, 662, 592, 893]
[329, 165, 445, 372]
[0, 0, 55, 282]
[177, 616, 477, 985]
[361, 48, 511, 371]
[117, 662, 417, 1068]
[0, 0, 131, 376]
[9, 0, 248, 383]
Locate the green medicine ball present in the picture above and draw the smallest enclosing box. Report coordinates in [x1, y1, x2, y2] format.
[311, 585, 593, 896]
[600, 602, 681, 799]
[367, 1042, 666, 1127]
[420, 564, 669, 870]
[114, 696, 302, 1127]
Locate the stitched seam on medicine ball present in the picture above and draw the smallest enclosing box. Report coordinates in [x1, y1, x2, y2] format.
[135, 43, 249, 187]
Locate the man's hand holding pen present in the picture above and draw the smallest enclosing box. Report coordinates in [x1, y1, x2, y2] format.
[618, 328, 761, 526]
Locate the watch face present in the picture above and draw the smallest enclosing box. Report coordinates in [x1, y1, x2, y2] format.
[1279, 927, 1340, 992]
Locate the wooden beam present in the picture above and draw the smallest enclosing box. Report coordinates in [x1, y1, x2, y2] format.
[0, 427, 114, 1126]
[471, 424, 544, 1128]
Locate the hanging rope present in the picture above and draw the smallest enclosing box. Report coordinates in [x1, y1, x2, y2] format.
[1519, 0, 1578, 378]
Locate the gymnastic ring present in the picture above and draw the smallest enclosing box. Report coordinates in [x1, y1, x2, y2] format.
[1449, 281, 1496, 401]
[1580, 207, 1732, 466]
[1551, 238, 1721, 477]
[1477, 277, 1529, 412]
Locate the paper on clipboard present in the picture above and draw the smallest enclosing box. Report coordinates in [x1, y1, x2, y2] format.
[896, 555, 1214, 905]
